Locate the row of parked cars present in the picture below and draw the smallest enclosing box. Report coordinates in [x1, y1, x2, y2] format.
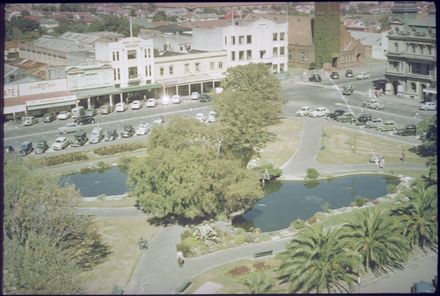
[308, 70, 370, 83]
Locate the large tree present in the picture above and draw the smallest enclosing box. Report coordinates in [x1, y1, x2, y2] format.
[213, 63, 284, 163]
[278, 226, 359, 293]
[391, 181, 437, 252]
[128, 117, 263, 222]
[341, 208, 410, 275]
[3, 156, 109, 294]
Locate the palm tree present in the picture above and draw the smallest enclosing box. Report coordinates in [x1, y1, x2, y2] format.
[341, 207, 410, 275]
[278, 226, 358, 293]
[391, 181, 437, 252]
[242, 271, 272, 294]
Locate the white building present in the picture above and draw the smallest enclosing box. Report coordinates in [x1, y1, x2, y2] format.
[348, 30, 389, 60]
[191, 17, 288, 73]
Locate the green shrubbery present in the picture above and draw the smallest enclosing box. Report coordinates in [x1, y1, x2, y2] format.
[33, 152, 89, 166]
[253, 164, 283, 180]
[290, 219, 305, 230]
[351, 197, 368, 207]
[306, 168, 319, 179]
[93, 142, 147, 156]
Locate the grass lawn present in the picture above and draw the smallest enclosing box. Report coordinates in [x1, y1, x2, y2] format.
[79, 216, 159, 294]
[79, 197, 137, 208]
[317, 126, 426, 164]
[258, 118, 303, 167]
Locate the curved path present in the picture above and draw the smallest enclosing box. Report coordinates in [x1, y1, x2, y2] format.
[122, 117, 430, 294]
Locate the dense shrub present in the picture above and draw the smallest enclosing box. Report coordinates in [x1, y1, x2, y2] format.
[306, 168, 320, 179]
[34, 152, 89, 166]
[93, 142, 147, 156]
[290, 219, 305, 230]
[253, 164, 283, 179]
[227, 266, 250, 277]
[351, 197, 367, 207]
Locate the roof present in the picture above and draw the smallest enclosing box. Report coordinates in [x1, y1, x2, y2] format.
[5, 40, 24, 49]
[4, 91, 75, 107]
[155, 2, 281, 8]
[153, 23, 191, 33]
[6, 58, 48, 79]
[288, 15, 313, 46]
[25, 35, 93, 53]
[60, 32, 104, 45]
[348, 31, 382, 46]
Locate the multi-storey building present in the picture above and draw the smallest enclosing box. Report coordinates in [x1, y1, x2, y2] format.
[384, 16, 436, 100]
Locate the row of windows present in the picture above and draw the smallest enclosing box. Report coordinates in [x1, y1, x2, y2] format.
[272, 63, 286, 73]
[114, 65, 153, 81]
[158, 61, 224, 76]
[272, 46, 285, 56]
[341, 54, 354, 63]
[273, 32, 286, 41]
[112, 48, 153, 61]
[230, 47, 286, 62]
[22, 48, 64, 59]
[393, 42, 434, 55]
[225, 35, 252, 46]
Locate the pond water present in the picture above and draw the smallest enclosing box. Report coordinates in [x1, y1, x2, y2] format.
[59, 166, 129, 198]
[232, 174, 399, 232]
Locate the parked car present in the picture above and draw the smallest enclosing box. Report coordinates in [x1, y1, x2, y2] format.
[342, 85, 354, 95]
[365, 118, 383, 129]
[160, 96, 171, 105]
[34, 139, 48, 154]
[199, 94, 212, 103]
[373, 79, 388, 93]
[335, 113, 356, 123]
[71, 130, 88, 147]
[296, 106, 312, 117]
[327, 109, 345, 120]
[153, 116, 165, 126]
[18, 140, 33, 155]
[146, 98, 157, 107]
[57, 111, 71, 120]
[419, 101, 436, 111]
[22, 116, 38, 126]
[309, 107, 330, 118]
[362, 98, 384, 110]
[115, 102, 126, 112]
[74, 115, 95, 125]
[411, 281, 435, 293]
[377, 120, 398, 132]
[330, 71, 340, 79]
[43, 112, 56, 123]
[136, 122, 151, 135]
[207, 111, 217, 123]
[356, 114, 372, 125]
[195, 112, 206, 122]
[121, 124, 135, 138]
[191, 92, 200, 100]
[395, 124, 417, 136]
[58, 122, 81, 134]
[85, 108, 97, 117]
[356, 72, 370, 80]
[52, 137, 70, 150]
[345, 69, 353, 77]
[131, 100, 142, 110]
[309, 74, 322, 82]
[100, 104, 113, 115]
[104, 128, 118, 141]
[171, 95, 182, 104]
[71, 106, 85, 119]
[89, 127, 104, 144]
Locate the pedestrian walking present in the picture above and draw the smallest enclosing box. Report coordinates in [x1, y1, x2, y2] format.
[176, 251, 184, 268]
[400, 151, 405, 161]
[357, 276, 361, 293]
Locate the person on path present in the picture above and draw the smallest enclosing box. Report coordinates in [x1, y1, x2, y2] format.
[380, 156, 385, 169]
[177, 251, 184, 268]
[400, 151, 405, 161]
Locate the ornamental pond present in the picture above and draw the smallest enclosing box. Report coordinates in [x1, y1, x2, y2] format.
[60, 167, 399, 232]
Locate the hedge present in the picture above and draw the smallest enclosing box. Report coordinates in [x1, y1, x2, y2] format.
[93, 142, 147, 156]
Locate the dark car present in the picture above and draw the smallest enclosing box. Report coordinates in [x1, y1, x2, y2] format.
[342, 85, 354, 95]
[308, 62, 316, 70]
[356, 114, 372, 125]
[411, 281, 434, 293]
[330, 71, 340, 79]
[71, 130, 88, 147]
[5, 145, 15, 153]
[104, 128, 118, 141]
[373, 79, 388, 93]
[121, 124, 135, 138]
[74, 115, 95, 125]
[335, 113, 356, 123]
[345, 69, 353, 77]
[18, 140, 33, 156]
[395, 124, 417, 136]
[199, 94, 212, 103]
[309, 74, 322, 82]
[43, 112, 56, 123]
[34, 139, 48, 154]
[327, 109, 345, 120]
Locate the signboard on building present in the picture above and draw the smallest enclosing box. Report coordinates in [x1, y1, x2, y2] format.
[4, 84, 19, 98]
[19, 79, 67, 96]
[26, 95, 77, 107]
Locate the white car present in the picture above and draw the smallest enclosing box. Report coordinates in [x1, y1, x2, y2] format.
[131, 100, 142, 110]
[309, 107, 330, 118]
[207, 111, 217, 123]
[115, 102, 126, 112]
[356, 72, 370, 80]
[160, 96, 170, 105]
[22, 116, 38, 126]
[153, 116, 165, 126]
[146, 98, 157, 107]
[52, 136, 70, 150]
[191, 92, 200, 100]
[419, 101, 436, 111]
[171, 95, 182, 104]
[195, 112, 205, 122]
[57, 111, 71, 120]
[296, 106, 312, 117]
[136, 122, 151, 135]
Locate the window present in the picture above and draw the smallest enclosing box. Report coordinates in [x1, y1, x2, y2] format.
[218, 61, 223, 69]
[273, 47, 278, 56]
[280, 63, 285, 72]
[280, 32, 285, 41]
[128, 67, 137, 79]
[273, 32, 278, 41]
[260, 50, 266, 59]
[239, 50, 244, 60]
[389, 61, 399, 72]
[247, 35, 252, 44]
[273, 64, 278, 73]
[280, 46, 285, 56]
[300, 52, 305, 62]
[184, 63, 190, 73]
[127, 50, 137, 59]
[112, 51, 119, 61]
[195, 62, 200, 72]
[246, 50, 252, 60]
[145, 66, 149, 76]
[427, 45, 432, 55]
[225, 36, 227, 45]
[232, 36, 236, 45]
[144, 49, 147, 58]
[113, 69, 117, 80]
[180, 46, 183, 51]
[210, 62, 214, 70]
[410, 82, 417, 92]
[169, 65, 173, 75]
[239, 35, 244, 45]
[147, 48, 151, 58]
[394, 42, 399, 52]
[148, 65, 152, 77]
[160, 67, 164, 76]
[412, 44, 416, 54]
[232, 51, 236, 61]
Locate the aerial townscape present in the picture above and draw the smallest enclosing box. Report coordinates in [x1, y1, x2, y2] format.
[3, 1, 438, 294]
